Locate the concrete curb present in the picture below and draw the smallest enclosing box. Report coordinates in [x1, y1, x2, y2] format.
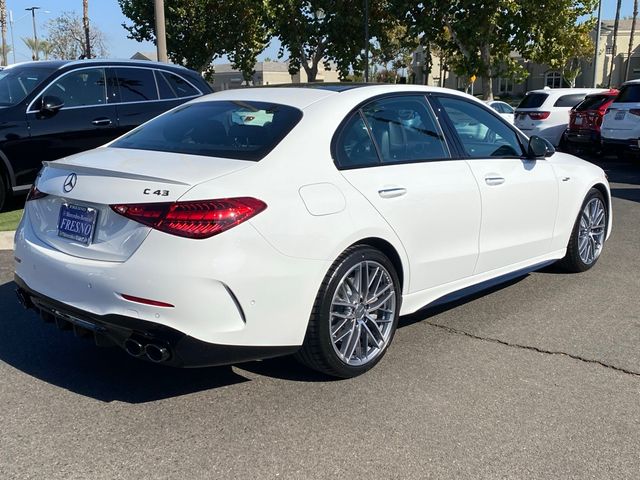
[0, 231, 15, 250]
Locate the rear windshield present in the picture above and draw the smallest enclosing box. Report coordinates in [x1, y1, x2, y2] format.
[575, 94, 614, 111]
[517, 93, 548, 109]
[614, 85, 640, 103]
[111, 101, 302, 161]
[554, 94, 587, 107]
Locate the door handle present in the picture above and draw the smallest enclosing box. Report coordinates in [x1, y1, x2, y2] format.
[484, 176, 505, 186]
[378, 187, 407, 198]
[91, 118, 112, 126]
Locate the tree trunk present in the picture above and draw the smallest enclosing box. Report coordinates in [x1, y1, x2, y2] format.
[0, 0, 7, 66]
[83, 0, 91, 58]
[625, 0, 638, 81]
[480, 44, 493, 100]
[608, 0, 623, 87]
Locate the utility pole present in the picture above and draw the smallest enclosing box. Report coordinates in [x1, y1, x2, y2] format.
[364, 0, 369, 82]
[25, 6, 40, 61]
[154, 0, 168, 62]
[0, 0, 7, 66]
[8, 9, 14, 64]
[592, 0, 603, 87]
[83, 0, 91, 58]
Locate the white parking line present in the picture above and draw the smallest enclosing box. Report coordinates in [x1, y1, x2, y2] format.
[0, 231, 14, 250]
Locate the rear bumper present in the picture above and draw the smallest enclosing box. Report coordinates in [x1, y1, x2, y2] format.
[14, 275, 298, 367]
[564, 130, 600, 145]
[601, 137, 640, 151]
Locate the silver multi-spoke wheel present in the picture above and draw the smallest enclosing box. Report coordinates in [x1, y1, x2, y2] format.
[578, 197, 606, 265]
[329, 260, 396, 366]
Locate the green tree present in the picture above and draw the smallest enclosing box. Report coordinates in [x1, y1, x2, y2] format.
[266, 0, 396, 82]
[119, 0, 269, 79]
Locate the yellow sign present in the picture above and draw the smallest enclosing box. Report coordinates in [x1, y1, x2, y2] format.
[470, 75, 477, 83]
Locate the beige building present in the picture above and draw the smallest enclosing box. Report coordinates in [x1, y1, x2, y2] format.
[416, 19, 640, 98]
[211, 60, 340, 91]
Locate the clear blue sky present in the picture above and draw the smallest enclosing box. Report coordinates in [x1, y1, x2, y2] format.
[4, 0, 634, 64]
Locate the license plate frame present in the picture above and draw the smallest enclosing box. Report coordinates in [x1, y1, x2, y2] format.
[57, 203, 98, 246]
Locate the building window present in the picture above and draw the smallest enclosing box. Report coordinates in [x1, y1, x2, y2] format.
[606, 45, 613, 55]
[497, 77, 513, 93]
[545, 71, 563, 88]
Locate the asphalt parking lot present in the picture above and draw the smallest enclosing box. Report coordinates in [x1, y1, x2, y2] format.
[0, 158, 639, 479]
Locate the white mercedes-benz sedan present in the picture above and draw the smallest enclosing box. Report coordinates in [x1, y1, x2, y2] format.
[14, 84, 612, 378]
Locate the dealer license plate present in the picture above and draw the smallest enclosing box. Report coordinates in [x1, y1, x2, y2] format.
[57, 204, 98, 245]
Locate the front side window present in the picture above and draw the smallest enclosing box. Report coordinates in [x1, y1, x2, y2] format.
[111, 101, 302, 161]
[362, 96, 448, 163]
[41, 68, 106, 108]
[438, 96, 523, 158]
[114, 68, 158, 103]
[0, 66, 54, 106]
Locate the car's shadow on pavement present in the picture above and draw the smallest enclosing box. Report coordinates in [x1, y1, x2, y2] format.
[0, 281, 256, 403]
[611, 187, 640, 204]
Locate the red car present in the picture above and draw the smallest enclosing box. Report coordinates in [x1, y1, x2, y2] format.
[563, 89, 619, 152]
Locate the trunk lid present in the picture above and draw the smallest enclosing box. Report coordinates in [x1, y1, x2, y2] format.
[28, 147, 253, 262]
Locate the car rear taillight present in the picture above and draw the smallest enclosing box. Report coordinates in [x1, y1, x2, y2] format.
[110, 197, 267, 239]
[629, 109, 640, 116]
[528, 112, 550, 120]
[26, 185, 48, 201]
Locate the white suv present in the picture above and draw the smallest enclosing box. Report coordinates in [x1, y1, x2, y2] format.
[601, 80, 640, 153]
[515, 88, 608, 147]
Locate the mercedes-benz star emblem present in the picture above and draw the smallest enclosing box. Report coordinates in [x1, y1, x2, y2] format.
[63, 173, 77, 193]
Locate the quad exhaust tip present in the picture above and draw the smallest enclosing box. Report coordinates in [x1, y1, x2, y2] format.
[124, 338, 171, 363]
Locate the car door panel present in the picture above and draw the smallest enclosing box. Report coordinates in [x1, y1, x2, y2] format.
[435, 94, 559, 274]
[336, 95, 481, 294]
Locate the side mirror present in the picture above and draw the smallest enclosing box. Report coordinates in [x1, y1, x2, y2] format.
[540, 137, 556, 157]
[40, 95, 64, 115]
[527, 135, 548, 159]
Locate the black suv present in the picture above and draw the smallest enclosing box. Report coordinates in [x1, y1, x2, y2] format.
[0, 59, 212, 209]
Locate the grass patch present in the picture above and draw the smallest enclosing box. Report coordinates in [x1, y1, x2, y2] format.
[0, 209, 23, 231]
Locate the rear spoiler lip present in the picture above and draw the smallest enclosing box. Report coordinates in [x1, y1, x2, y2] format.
[42, 161, 191, 186]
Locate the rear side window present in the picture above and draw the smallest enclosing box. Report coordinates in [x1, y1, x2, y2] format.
[517, 93, 548, 109]
[114, 68, 158, 103]
[335, 113, 379, 168]
[614, 85, 640, 103]
[362, 96, 448, 163]
[156, 71, 199, 99]
[575, 94, 614, 111]
[111, 101, 302, 161]
[554, 94, 587, 107]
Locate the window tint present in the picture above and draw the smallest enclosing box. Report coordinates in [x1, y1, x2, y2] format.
[111, 101, 302, 161]
[362, 96, 448, 163]
[438, 96, 523, 158]
[42, 68, 106, 108]
[500, 103, 514, 114]
[614, 85, 640, 103]
[554, 94, 587, 107]
[157, 71, 199, 99]
[517, 93, 548, 109]
[335, 113, 379, 168]
[114, 68, 158, 103]
[575, 94, 614, 111]
[0, 66, 54, 106]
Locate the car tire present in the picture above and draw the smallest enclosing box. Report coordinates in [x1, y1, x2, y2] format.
[296, 245, 401, 378]
[558, 188, 608, 273]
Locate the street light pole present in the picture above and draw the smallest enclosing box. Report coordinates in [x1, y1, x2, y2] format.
[9, 10, 15, 64]
[592, 0, 603, 88]
[364, 0, 369, 82]
[25, 6, 40, 61]
[154, 0, 168, 62]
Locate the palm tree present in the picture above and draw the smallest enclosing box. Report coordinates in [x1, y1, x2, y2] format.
[38, 40, 54, 60]
[22, 37, 38, 60]
[0, 0, 7, 66]
[608, 0, 623, 87]
[83, 0, 91, 58]
[625, 0, 639, 81]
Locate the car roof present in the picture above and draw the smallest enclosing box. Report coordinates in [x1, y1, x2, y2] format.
[3, 59, 196, 73]
[526, 88, 607, 96]
[195, 83, 479, 110]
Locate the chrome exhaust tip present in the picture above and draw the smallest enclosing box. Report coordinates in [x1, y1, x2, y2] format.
[124, 338, 145, 357]
[145, 344, 170, 363]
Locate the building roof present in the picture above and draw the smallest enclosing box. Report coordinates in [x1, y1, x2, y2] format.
[130, 51, 159, 62]
[601, 19, 638, 32]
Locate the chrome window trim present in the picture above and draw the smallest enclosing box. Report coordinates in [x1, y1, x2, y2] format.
[26, 65, 203, 113]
